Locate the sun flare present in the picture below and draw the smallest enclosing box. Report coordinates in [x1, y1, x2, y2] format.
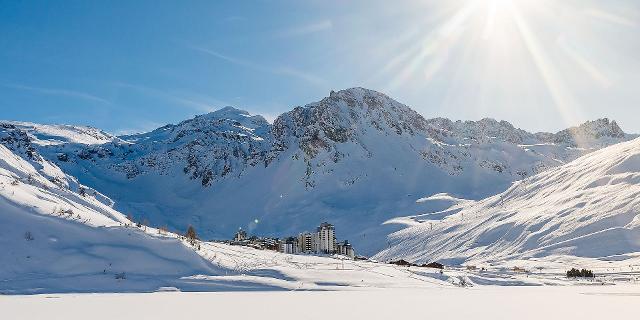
[381, 0, 633, 132]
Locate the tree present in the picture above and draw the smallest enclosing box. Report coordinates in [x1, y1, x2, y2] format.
[186, 225, 198, 246]
[567, 268, 594, 278]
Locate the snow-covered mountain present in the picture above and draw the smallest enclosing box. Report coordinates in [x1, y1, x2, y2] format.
[1, 88, 635, 255]
[374, 137, 640, 265]
[4, 121, 119, 146]
[0, 141, 221, 293]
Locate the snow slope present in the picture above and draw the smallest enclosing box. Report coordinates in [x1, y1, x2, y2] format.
[1, 139, 638, 294]
[375, 137, 640, 266]
[0, 144, 222, 294]
[1, 88, 635, 255]
[5, 121, 119, 146]
[2, 129, 639, 295]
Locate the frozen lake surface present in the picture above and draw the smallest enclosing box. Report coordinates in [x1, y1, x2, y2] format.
[3, 285, 639, 320]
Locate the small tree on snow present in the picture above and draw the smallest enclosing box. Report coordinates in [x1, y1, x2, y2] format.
[185, 225, 198, 246]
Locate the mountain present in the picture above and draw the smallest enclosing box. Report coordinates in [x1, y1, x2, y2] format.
[0, 143, 218, 294]
[374, 137, 640, 266]
[1, 88, 635, 255]
[4, 121, 119, 145]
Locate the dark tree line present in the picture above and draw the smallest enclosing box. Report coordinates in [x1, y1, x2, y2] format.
[566, 268, 594, 278]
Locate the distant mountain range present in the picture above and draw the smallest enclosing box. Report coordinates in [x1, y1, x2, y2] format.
[1, 87, 635, 254]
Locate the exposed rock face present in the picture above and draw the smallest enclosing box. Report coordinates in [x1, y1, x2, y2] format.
[9, 88, 630, 186]
[273, 88, 428, 157]
[0, 123, 40, 162]
[548, 118, 626, 146]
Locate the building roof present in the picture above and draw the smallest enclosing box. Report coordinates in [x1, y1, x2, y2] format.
[318, 222, 334, 230]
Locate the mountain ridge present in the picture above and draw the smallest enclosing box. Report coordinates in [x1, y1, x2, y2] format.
[1, 87, 636, 255]
[373, 136, 640, 265]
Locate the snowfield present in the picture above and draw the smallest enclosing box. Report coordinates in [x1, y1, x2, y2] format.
[2, 150, 638, 295]
[0, 144, 221, 294]
[2, 118, 640, 296]
[5, 121, 119, 146]
[1, 142, 639, 318]
[376, 136, 640, 268]
[2, 89, 640, 318]
[2, 286, 640, 320]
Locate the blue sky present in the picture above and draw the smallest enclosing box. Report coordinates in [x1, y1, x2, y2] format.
[1, 0, 639, 134]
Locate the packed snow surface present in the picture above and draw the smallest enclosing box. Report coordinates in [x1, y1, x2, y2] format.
[3, 285, 640, 319]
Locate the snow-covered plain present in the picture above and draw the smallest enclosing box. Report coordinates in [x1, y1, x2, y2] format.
[2, 285, 640, 320]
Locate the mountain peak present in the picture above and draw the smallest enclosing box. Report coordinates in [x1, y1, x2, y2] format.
[574, 118, 624, 137]
[198, 106, 250, 120]
[209, 105, 248, 115]
[190, 106, 269, 129]
[324, 87, 397, 108]
[272, 87, 428, 155]
[330, 87, 387, 97]
[551, 118, 627, 146]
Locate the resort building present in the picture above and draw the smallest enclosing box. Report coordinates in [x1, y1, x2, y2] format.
[317, 222, 336, 254]
[279, 237, 300, 254]
[230, 222, 355, 258]
[336, 240, 355, 258]
[298, 232, 314, 253]
[233, 228, 247, 242]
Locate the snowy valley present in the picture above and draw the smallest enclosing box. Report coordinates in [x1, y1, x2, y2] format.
[1, 89, 640, 317]
[5, 0, 640, 317]
[1, 88, 634, 256]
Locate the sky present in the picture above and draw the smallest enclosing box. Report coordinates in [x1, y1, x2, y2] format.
[1, 0, 639, 135]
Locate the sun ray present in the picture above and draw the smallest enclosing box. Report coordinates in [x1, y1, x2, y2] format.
[509, 1, 591, 146]
[385, 1, 479, 91]
[482, 0, 498, 39]
[360, 0, 638, 135]
[584, 8, 638, 27]
[557, 36, 611, 88]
